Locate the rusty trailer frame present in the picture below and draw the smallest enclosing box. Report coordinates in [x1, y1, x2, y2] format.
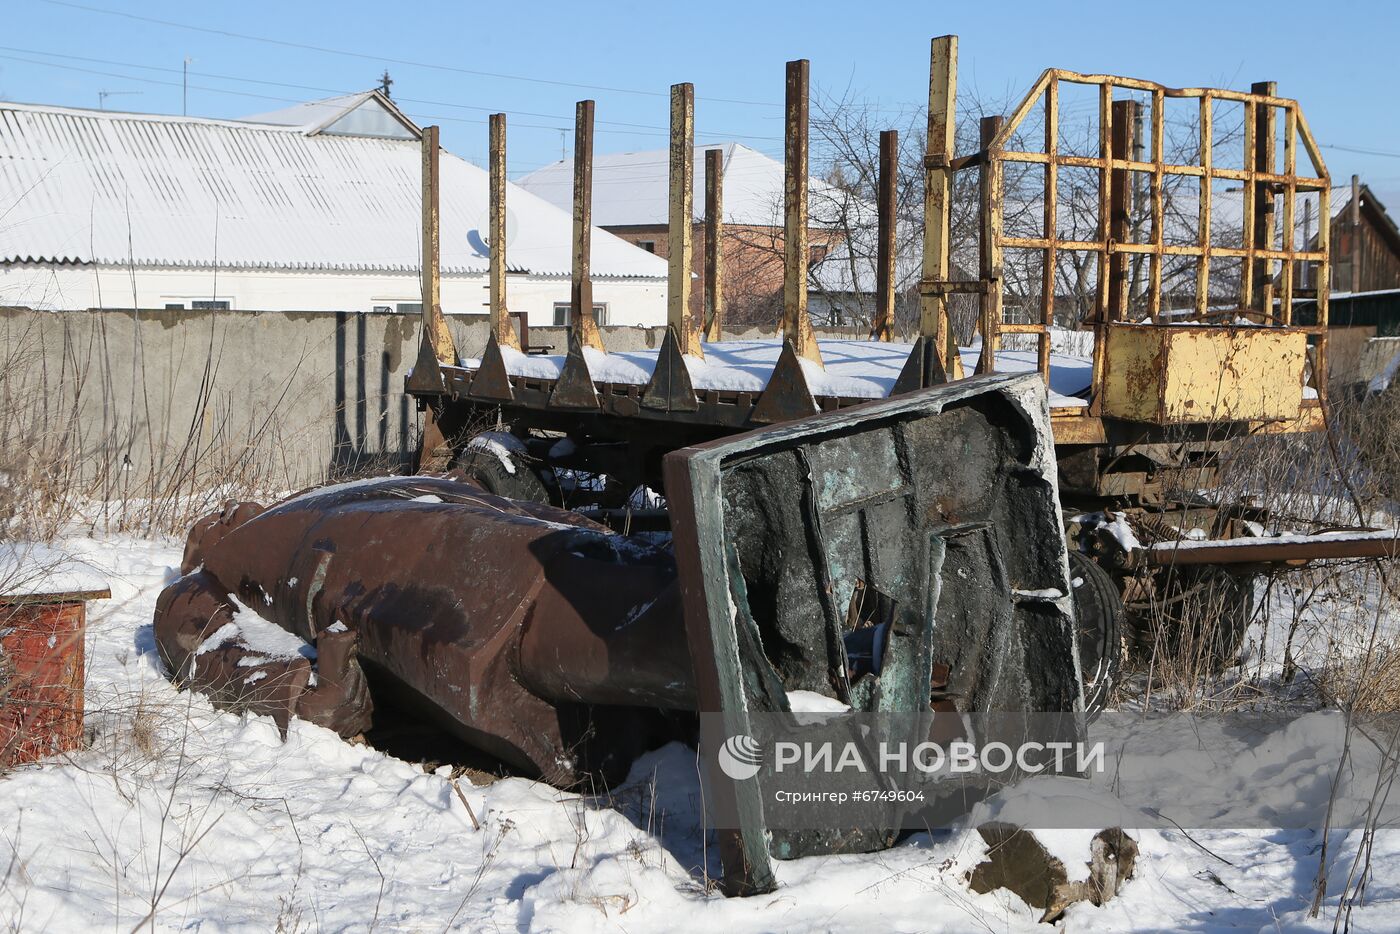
[408, 36, 1332, 451]
[962, 65, 1332, 425]
[403, 37, 1394, 570]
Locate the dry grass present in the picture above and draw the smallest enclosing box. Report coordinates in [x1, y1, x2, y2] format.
[1320, 644, 1400, 713]
[0, 311, 409, 542]
[1115, 385, 1400, 713]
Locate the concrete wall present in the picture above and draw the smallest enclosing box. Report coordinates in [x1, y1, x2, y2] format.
[0, 264, 668, 328]
[0, 304, 922, 505]
[0, 305, 678, 496]
[1360, 337, 1400, 389]
[1328, 325, 1379, 385]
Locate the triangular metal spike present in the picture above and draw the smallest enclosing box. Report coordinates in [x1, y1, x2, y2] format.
[468, 332, 515, 402]
[404, 330, 448, 394]
[548, 330, 602, 410]
[891, 336, 950, 396]
[750, 340, 819, 425]
[641, 326, 699, 412]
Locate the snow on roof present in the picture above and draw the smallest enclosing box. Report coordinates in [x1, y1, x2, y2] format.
[516, 142, 854, 228]
[239, 90, 419, 140]
[0, 99, 668, 280]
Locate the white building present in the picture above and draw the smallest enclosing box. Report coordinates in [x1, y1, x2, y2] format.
[0, 91, 668, 325]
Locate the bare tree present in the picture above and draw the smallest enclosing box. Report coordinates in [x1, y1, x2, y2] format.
[780, 83, 1253, 343]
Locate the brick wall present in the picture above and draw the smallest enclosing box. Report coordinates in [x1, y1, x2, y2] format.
[606, 223, 842, 327]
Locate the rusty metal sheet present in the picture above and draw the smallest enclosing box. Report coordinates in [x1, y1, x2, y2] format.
[0, 599, 87, 768]
[749, 340, 819, 425]
[548, 332, 602, 410]
[469, 332, 515, 403]
[1145, 529, 1400, 566]
[1099, 325, 1307, 424]
[155, 477, 692, 786]
[641, 326, 699, 413]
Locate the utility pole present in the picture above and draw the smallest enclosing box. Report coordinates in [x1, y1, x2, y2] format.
[378, 70, 393, 98]
[183, 57, 192, 115]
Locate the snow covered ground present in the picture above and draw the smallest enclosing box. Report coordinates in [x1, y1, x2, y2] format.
[3, 533, 1400, 932]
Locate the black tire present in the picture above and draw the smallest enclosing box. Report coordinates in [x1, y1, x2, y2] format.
[451, 441, 551, 505]
[1125, 566, 1255, 671]
[1068, 550, 1123, 715]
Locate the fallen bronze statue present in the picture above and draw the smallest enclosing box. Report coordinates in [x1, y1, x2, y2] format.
[155, 372, 1090, 896]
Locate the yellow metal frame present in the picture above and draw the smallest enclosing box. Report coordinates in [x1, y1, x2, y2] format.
[973, 70, 1331, 417]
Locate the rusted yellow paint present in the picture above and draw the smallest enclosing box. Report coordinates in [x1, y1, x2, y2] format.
[571, 100, 606, 353]
[420, 125, 456, 366]
[489, 113, 520, 350]
[783, 59, 822, 365]
[668, 83, 703, 358]
[1099, 325, 1307, 424]
[1048, 412, 1107, 445]
[921, 35, 957, 370]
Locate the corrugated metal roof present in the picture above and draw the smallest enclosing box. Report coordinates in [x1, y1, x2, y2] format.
[239, 90, 420, 140]
[239, 92, 383, 129]
[516, 142, 852, 228]
[0, 99, 667, 279]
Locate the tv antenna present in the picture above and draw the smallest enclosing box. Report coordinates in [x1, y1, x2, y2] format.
[183, 57, 194, 115]
[98, 90, 141, 110]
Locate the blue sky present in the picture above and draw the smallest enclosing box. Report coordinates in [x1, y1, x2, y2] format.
[4, 0, 1397, 202]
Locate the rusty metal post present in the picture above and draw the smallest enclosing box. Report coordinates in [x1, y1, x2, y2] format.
[1317, 180, 1332, 393]
[976, 115, 1004, 374]
[1351, 173, 1362, 294]
[571, 100, 605, 351]
[1084, 85, 1114, 414]
[1280, 103, 1297, 323]
[783, 59, 822, 365]
[1149, 89, 1165, 322]
[1250, 82, 1277, 319]
[1301, 197, 1312, 290]
[923, 35, 958, 372]
[1041, 77, 1059, 373]
[873, 129, 897, 341]
[489, 113, 521, 350]
[1195, 94, 1213, 318]
[1107, 99, 1135, 322]
[420, 125, 455, 366]
[704, 148, 725, 342]
[668, 83, 703, 357]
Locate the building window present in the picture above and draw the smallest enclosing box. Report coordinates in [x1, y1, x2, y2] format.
[553, 303, 609, 326]
[164, 303, 185, 310]
[637, 240, 657, 253]
[191, 300, 230, 310]
[373, 301, 422, 314]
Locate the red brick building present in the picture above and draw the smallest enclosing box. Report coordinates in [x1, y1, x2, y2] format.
[518, 143, 848, 327]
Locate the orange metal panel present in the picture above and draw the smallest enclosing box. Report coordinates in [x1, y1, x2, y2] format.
[0, 600, 85, 767]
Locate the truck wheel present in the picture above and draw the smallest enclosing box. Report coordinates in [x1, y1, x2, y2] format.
[451, 439, 551, 505]
[1069, 550, 1122, 714]
[1125, 566, 1255, 671]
